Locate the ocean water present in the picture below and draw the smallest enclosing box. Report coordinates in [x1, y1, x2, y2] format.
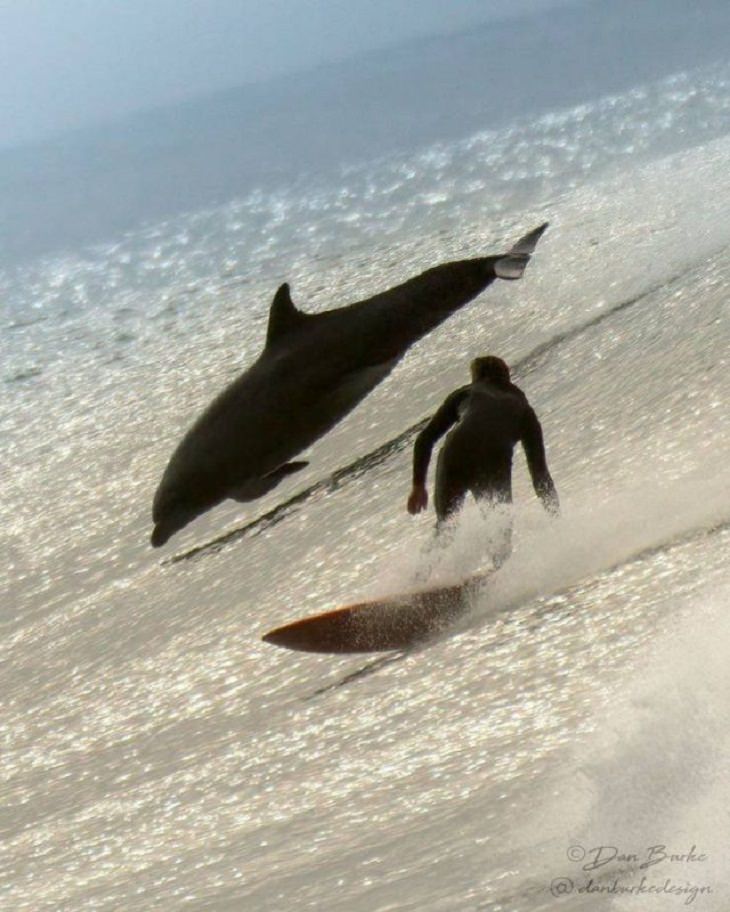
[2, 61, 730, 911]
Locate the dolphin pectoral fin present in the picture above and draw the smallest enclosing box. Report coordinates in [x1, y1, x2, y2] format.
[265, 283, 311, 348]
[494, 222, 549, 280]
[263, 460, 309, 481]
[229, 461, 309, 503]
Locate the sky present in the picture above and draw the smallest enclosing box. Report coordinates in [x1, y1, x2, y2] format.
[0, 0, 574, 149]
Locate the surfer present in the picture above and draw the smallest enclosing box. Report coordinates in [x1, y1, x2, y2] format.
[406, 355, 559, 567]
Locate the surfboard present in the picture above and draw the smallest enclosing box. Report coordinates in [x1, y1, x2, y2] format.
[262, 573, 491, 654]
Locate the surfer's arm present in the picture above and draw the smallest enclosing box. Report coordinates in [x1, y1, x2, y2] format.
[408, 389, 466, 514]
[521, 406, 560, 515]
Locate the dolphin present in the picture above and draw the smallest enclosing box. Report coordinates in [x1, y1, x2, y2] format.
[151, 222, 548, 546]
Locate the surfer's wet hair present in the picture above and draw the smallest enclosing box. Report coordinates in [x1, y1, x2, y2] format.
[470, 355, 511, 385]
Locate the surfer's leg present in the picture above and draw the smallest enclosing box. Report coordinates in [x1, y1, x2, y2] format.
[492, 520, 512, 569]
[412, 454, 468, 584]
[474, 490, 513, 570]
[408, 484, 463, 586]
[434, 479, 466, 532]
[434, 443, 468, 530]
[410, 484, 464, 586]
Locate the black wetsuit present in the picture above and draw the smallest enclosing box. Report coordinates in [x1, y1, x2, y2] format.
[412, 379, 558, 562]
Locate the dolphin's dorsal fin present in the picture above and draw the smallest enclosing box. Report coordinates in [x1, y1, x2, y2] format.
[266, 283, 309, 348]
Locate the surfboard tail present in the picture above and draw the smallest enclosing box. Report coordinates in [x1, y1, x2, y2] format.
[494, 221, 549, 280]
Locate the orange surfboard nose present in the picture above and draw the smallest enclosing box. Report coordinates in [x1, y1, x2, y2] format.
[262, 573, 491, 654]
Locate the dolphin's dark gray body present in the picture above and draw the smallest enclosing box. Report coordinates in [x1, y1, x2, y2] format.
[151, 223, 548, 546]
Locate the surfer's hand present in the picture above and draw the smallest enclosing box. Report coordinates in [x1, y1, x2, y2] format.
[542, 490, 560, 517]
[407, 485, 428, 514]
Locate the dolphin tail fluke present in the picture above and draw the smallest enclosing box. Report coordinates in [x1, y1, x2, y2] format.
[494, 221, 549, 280]
[508, 222, 549, 255]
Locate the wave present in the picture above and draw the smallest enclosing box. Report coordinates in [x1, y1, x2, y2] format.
[164, 246, 718, 565]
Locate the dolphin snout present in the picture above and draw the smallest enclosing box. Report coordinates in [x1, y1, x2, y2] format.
[150, 490, 219, 547]
[150, 523, 172, 548]
[150, 502, 193, 548]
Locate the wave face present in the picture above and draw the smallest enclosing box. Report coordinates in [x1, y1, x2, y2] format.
[2, 59, 730, 911]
